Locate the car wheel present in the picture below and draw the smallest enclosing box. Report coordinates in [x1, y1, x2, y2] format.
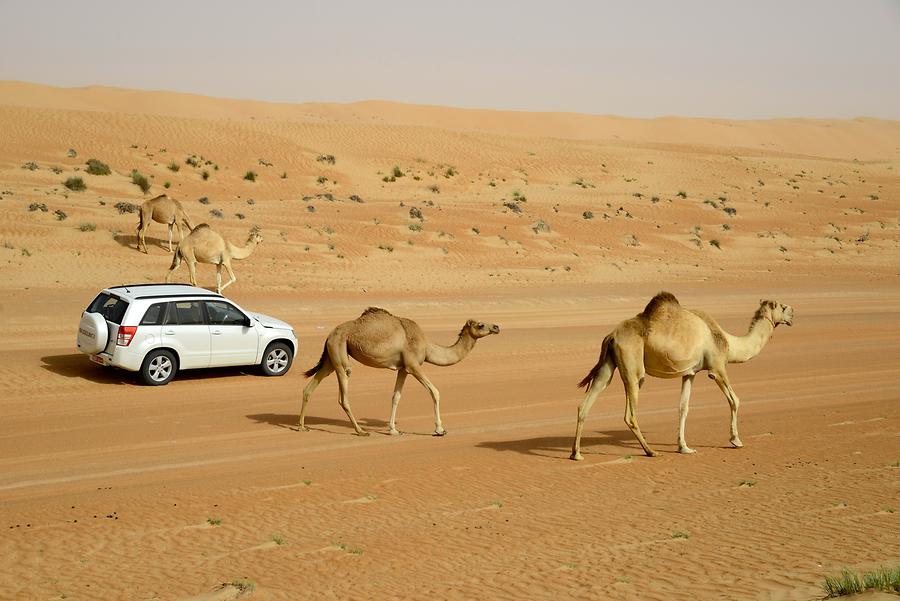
[141, 349, 177, 386]
[261, 342, 293, 376]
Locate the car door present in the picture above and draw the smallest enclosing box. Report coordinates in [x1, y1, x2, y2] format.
[161, 300, 211, 369]
[205, 300, 259, 367]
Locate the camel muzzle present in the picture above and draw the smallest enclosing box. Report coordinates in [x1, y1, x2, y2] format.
[491, 325, 501, 334]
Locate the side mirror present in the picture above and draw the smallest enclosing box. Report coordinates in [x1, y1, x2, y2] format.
[243, 316, 253, 327]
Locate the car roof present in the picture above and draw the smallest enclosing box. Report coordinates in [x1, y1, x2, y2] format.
[105, 283, 225, 301]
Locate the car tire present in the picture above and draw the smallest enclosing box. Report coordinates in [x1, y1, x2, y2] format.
[141, 349, 178, 386]
[261, 342, 293, 377]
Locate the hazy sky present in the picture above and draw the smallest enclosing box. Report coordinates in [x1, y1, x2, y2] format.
[2, 0, 899, 119]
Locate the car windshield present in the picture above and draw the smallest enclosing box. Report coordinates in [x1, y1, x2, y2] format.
[87, 293, 129, 324]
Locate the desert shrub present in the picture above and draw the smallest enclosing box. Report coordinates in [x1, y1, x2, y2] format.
[85, 159, 111, 175]
[79, 223, 96, 232]
[50, 166, 63, 174]
[163, 181, 171, 188]
[201, 170, 209, 180]
[131, 170, 150, 193]
[822, 566, 900, 598]
[724, 207, 737, 216]
[67, 148, 77, 158]
[209, 209, 223, 218]
[583, 210, 594, 220]
[317, 154, 336, 164]
[280, 171, 287, 179]
[444, 166, 457, 177]
[392, 166, 404, 178]
[198, 196, 209, 204]
[428, 184, 440, 193]
[709, 239, 721, 249]
[409, 207, 424, 220]
[114, 201, 139, 214]
[235, 212, 245, 220]
[512, 190, 527, 202]
[22, 161, 39, 171]
[316, 175, 327, 184]
[632, 192, 643, 198]
[382, 175, 395, 182]
[258, 158, 273, 167]
[167, 161, 180, 172]
[244, 171, 257, 181]
[651, 196, 660, 203]
[531, 219, 551, 234]
[185, 156, 200, 167]
[677, 190, 687, 198]
[503, 201, 523, 214]
[54, 209, 67, 221]
[408, 223, 422, 232]
[28, 202, 48, 212]
[64, 177, 86, 191]
[349, 194, 364, 203]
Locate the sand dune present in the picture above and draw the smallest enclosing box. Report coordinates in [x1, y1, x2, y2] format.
[0, 82, 898, 600]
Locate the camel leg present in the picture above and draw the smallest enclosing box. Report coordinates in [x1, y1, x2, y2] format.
[295, 361, 335, 431]
[388, 370, 408, 435]
[335, 369, 368, 436]
[165, 252, 181, 283]
[405, 363, 445, 436]
[167, 224, 174, 252]
[623, 375, 658, 457]
[215, 264, 223, 294]
[137, 212, 149, 253]
[219, 260, 237, 293]
[186, 259, 198, 287]
[710, 371, 743, 448]
[678, 374, 696, 454]
[570, 357, 616, 461]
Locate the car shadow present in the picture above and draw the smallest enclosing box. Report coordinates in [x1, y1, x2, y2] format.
[41, 354, 261, 385]
[246, 413, 390, 433]
[40, 353, 133, 385]
[475, 430, 652, 459]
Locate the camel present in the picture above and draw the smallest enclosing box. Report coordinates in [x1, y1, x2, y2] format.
[297, 307, 500, 436]
[165, 224, 263, 294]
[137, 194, 194, 253]
[571, 292, 793, 460]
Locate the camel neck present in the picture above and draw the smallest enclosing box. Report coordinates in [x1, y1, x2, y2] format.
[227, 239, 258, 260]
[725, 314, 775, 363]
[425, 331, 477, 366]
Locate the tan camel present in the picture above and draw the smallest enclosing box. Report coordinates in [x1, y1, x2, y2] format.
[571, 292, 793, 460]
[297, 307, 500, 436]
[137, 194, 195, 253]
[165, 224, 263, 294]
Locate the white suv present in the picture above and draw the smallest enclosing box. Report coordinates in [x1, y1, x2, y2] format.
[76, 284, 298, 385]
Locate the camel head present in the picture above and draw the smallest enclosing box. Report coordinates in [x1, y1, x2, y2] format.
[758, 299, 794, 327]
[464, 319, 501, 339]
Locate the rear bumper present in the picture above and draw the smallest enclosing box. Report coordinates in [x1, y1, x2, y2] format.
[89, 346, 144, 372]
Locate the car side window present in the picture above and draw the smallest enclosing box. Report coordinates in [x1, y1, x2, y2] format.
[169, 301, 205, 325]
[140, 302, 167, 325]
[205, 301, 247, 326]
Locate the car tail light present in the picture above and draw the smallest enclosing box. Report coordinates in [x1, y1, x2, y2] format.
[117, 326, 138, 346]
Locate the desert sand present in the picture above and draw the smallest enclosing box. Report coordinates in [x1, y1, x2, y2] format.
[0, 80, 898, 600]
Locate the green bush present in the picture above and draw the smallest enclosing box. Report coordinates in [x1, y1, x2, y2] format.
[131, 170, 151, 193]
[85, 159, 111, 175]
[64, 177, 86, 191]
[244, 171, 257, 182]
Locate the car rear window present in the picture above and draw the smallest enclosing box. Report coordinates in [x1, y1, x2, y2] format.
[87, 293, 129, 325]
[169, 301, 205, 325]
[140, 302, 167, 326]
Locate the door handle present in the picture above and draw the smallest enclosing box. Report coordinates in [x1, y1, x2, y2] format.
[211, 329, 222, 335]
[163, 329, 175, 335]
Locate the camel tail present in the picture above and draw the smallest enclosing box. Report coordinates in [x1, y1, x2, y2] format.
[168, 245, 182, 271]
[304, 344, 328, 378]
[578, 334, 616, 389]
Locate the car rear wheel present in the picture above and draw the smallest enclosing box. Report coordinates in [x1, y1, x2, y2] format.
[261, 342, 292, 376]
[141, 349, 177, 386]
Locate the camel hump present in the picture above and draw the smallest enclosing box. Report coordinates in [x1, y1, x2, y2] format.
[642, 291, 679, 317]
[360, 306, 393, 318]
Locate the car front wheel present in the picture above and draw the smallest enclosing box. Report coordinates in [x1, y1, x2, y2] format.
[141, 349, 177, 386]
[261, 342, 293, 376]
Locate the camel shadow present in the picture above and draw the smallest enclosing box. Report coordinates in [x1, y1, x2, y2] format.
[476, 430, 651, 459]
[113, 233, 171, 252]
[246, 413, 390, 433]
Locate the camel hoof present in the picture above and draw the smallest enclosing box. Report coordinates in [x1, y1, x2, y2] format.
[646, 450, 661, 457]
[290, 425, 310, 432]
[356, 430, 370, 437]
[388, 429, 402, 436]
[679, 447, 697, 454]
[570, 453, 584, 462]
[432, 429, 447, 437]
[731, 438, 744, 448]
